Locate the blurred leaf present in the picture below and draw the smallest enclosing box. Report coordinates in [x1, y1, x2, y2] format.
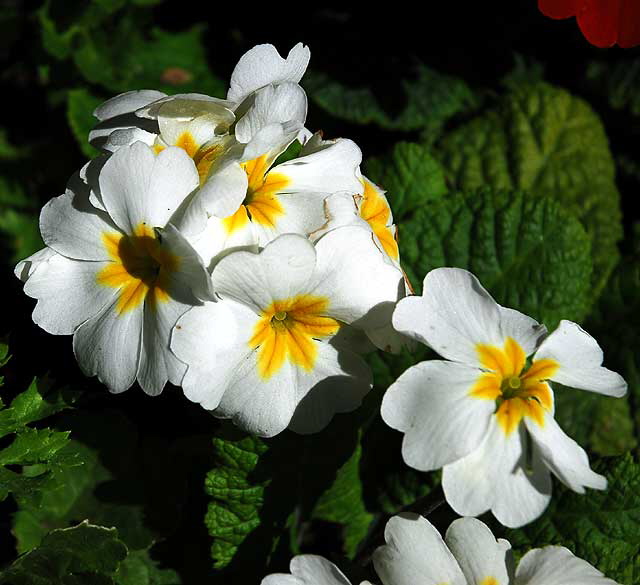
[310, 431, 372, 558]
[304, 64, 476, 137]
[0, 522, 127, 585]
[364, 142, 448, 219]
[67, 88, 103, 158]
[398, 188, 593, 328]
[505, 454, 640, 585]
[114, 550, 180, 585]
[587, 58, 640, 117]
[439, 82, 622, 300]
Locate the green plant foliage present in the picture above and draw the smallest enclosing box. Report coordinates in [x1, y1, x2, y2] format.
[0, 522, 128, 585]
[0, 371, 79, 503]
[364, 142, 448, 219]
[303, 65, 477, 137]
[114, 550, 180, 585]
[67, 89, 104, 158]
[505, 454, 640, 585]
[12, 410, 185, 555]
[38, 1, 225, 96]
[438, 82, 622, 299]
[397, 187, 593, 328]
[587, 59, 640, 117]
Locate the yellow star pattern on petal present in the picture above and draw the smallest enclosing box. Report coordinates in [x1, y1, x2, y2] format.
[96, 224, 180, 315]
[249, 294, 340, 379]
[469, 337, 558, 435]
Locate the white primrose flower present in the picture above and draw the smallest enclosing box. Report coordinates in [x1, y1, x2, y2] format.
[381, 267, 627, 528]
[16, 142, 212, 395]
[311, 176, 411, 353]
[171, 227, 404, 437]
[262, 514, 620, 585]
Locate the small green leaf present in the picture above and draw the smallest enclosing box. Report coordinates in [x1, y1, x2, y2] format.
[439, 82, 622, 299]
[0, 428, 69, 466]
[311, 432, 373, 558]
[0, 522, 128, 585]
[304, 64, 476, 136]
[364, 142, 448, 220]
[398, 188, 593, 328]
[67, 88, 103, 158]
[505, 454, 640, 585]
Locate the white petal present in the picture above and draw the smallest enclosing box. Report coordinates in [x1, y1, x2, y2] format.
[136, 298, 189, 396]
[172, 300, 257, 411]
[14, 247, 56, 282]
[381, 360, 495, 471]
[138, 93, 235, 121]
[266, 191, 329, 242]
[99, 142, 198, 234]
[445, 517, 511, 585]
[212, 233, 316, 313]
[23, 254, 116, 335]
[94, 90, 166, 121]
[393, 268, 506, 366]
[525, 413, 606, 494]
[157, 111, 226, 150]
[372, 513, 466, 585]
[365, 321, 414, 354]
[241, 120, 300, 164]
[275, 138, 363, 196]
[499, 306, 548, 357]
[99, 127, 157, 153]
[235, 82, 307, 144]
[157, 223, 214, 302]
[515, 547, 620, 585]
[39, 189, 120, 261]
[261, 555, 353, 585]
[287, 342, 371, 434]
[73, 297, 143, 393]
[311, 226, 404, 328]
[534, 320, 627, 397]
[228, 43, 310, 105]
[442, 419, 552, 528]
[309, 192, 366, 242]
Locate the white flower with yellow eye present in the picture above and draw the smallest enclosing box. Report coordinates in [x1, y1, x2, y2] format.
[171, 227, 403, 437]
[16, 142, 212, 395]
[381, 267, 627, 528]
[311, 176, 410, 353]
[262, 514, 620, 585]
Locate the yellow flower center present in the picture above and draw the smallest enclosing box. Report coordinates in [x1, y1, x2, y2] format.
[96, 224, 179, 314]
[470, 337, 559, 435]
[249, 294, 340, 379]
[358, 178, 399, 261]
[221, 154, 289, 235]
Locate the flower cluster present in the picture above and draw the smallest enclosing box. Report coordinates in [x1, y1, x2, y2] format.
[16, 43, 406, 437]
[263, 512, 620, 585]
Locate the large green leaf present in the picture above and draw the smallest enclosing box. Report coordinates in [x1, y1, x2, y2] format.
[505, 455, 640, 585]
[398, 187, 593, 328]
[438, 82, 622, 298]
[304, 64, 476, 137]
[0, 522, 128, 585]
[363, 142, 448, 220]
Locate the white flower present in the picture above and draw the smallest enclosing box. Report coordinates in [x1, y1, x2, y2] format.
[262, 514, 619, 585]
[171, 227, 404, 437]
[16, 142, 211, 395]
[311, 176, 411, 353]
[381, 267, 627, 527]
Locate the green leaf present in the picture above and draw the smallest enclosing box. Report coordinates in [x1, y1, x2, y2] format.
[0, 522, 128, 585]
[438, 82, 622, 299]
[587, 59, 640, 117]
[205, 433, 271, 570]
[0, 178, 42, 263]
[12, 410, 182, 554]
[67, 89, 103, 158]
[398, 188, 593, 328]
[0, 428, 69, 466]
[364, 142, 448, 220]
[505, 454, 640, 585]
[114, 550, 180, 585]
[304, 64, 476, 136]
[311, 432, 373, 558]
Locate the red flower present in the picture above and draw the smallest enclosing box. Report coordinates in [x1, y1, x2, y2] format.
[538, 0, 640, 48]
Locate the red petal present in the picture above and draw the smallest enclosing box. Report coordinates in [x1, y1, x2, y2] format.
[538, 0, 581, 19]
[578, 0, 620, 47]
[618, 0, 640, 47]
